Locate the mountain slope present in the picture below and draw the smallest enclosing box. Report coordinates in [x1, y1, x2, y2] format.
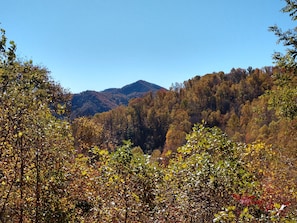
[70, 80, 166, 119]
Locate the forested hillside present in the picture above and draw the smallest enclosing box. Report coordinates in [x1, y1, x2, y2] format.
[71, 80, 165, 119]
[0, 1, 297, 222]
[73, 66, 297, 155]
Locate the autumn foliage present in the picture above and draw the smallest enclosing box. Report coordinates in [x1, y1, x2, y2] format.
[1, 0, 297, 221]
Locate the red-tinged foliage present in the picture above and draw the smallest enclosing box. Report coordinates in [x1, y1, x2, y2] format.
[232, 194, 258, 206]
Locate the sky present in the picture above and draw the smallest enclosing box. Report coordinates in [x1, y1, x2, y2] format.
[0, 0, 295, 93]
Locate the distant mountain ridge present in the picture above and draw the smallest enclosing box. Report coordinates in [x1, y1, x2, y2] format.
[70, 80, 166, 119]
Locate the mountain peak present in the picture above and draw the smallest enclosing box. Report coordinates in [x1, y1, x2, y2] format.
[71, 80, 166, 119]
[120, 80, 163, 95]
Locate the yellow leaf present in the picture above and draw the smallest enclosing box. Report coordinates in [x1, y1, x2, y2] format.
[274, 203, 281, 209]
[132, 193, 140, 202]
[165, 150, 172, 157]
[181, 163, 188, 169]
[81, 170, 87, 176]
[18, 132, 23, 137]
[99, 149, 109, 156]
[164, 173, 172, 181]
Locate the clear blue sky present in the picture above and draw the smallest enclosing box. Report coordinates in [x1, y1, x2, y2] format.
[1, 0, 294, 93]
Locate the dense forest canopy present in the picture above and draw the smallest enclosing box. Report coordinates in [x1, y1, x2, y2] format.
[73, 66, 297, 155]
[0, 0, 297, 222]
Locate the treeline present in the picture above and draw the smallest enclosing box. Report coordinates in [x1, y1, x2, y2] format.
[73, 66, 296, 159]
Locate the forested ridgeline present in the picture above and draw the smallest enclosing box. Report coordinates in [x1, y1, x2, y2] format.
[70, 80, 165, 119]
[1, 0, 297, 221]
[73, 66, 297, 157]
